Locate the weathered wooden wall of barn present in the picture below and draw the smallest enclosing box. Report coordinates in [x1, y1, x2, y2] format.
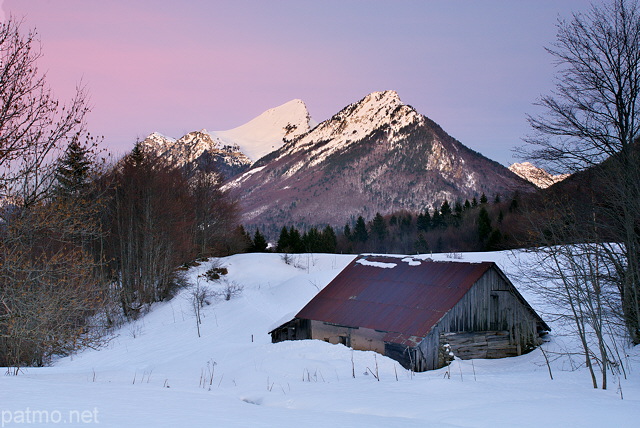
[310, 320, 387, 353]
[270, 318, 310, 343]
[430, 267, 540, 363]
[440, 331, 519, 360]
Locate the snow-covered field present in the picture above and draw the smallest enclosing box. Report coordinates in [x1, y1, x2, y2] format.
[2, 251, 639, 427]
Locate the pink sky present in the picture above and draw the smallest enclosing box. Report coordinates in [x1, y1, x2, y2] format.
[3, 0, 592, 165]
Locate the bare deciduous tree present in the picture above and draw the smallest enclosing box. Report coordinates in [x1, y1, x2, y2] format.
[0, 17, 88, 205]
[522, 0, 640, 345]
[0, 198, 108, 371]
[0, 18, 104, 372]
[517, 204, 627, 389]
[109, 144, 196, 316]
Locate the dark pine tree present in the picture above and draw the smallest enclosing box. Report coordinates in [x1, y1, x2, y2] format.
[417, 210, 431, 232]
[321, 225, 337, 253]
[288, 226, 304, 252]
[431, 209, 443, 229]
[54, 138, 94, 198]
[343, 223, 352, 241]
[478, 207, 492, 242]
[353, 216, 369, 243]
[440, 200, 452, 217]
[276, 226, 290, 252]
[251, 229, 268, 252]
[370, 213, 387, 242]
[233, 226, 253, 253]
[302, 227, 322, 252]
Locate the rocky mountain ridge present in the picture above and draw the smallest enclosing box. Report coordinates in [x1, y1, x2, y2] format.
[508, 162, 569, 188]
[141, 130, 252, 179]
[141, 99, 316, 179]
[225, 90, 535, 229]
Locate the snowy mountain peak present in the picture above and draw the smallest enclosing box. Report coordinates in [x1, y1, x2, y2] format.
[147, 131, 176, 143]
[361, 89, 402, 107]
[335, 90, 405, 126]
[269, 90, 422, 168]
[508, 162, 569, 189]
[142, 98, 316, 179]
[215, 98, 315, 161]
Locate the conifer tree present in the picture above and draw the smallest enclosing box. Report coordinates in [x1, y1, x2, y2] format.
[508, 194, 520, 213]
[440, 200, 452, 217]
[321, 225, 337, 253]
[370, 212, 387, 242]
[302, 227, 322, 252]
[276, 226, 290, 252]
[478, 207, 492, 242]
[417, 210, 431, 232]
[353, 216, 369, 243]
[53, 138, 94, 199]
[431, 209, 443, 229]
[343, 223, 352, 241]
[486, 229, 502, 250]
[251, 229, 268, 252]
[288, 226, 303, 253]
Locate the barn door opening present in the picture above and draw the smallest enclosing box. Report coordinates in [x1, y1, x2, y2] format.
[339, 335, 351, 347]
[490, 294, 500, 330]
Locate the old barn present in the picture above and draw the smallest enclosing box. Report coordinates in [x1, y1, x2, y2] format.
[270, 255, 549, 371]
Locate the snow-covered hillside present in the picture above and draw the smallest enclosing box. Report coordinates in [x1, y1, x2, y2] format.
[2, 251, 639, 427]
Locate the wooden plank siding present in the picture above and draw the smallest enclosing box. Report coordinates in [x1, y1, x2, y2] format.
[270, 318, 310, 342]
[414, 267, 542, 371]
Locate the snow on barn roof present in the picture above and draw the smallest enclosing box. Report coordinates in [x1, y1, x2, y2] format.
[295, 255, 496, 341]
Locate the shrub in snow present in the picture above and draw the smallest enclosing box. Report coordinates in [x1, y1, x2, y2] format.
[215, 278, 244, 301]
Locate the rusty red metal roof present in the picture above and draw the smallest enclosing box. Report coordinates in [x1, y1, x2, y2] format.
[296, 255, 494, 341]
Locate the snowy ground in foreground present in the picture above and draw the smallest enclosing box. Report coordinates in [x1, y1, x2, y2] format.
[2, 251, 639, 427]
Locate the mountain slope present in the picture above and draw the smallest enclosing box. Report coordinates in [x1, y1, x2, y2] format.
[225, 91, 534, 228]
[509, 162, 568, 188]
[141, 99, 316, 179]
[216, 99, 316, 161]
[141, 130, 252, 179]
